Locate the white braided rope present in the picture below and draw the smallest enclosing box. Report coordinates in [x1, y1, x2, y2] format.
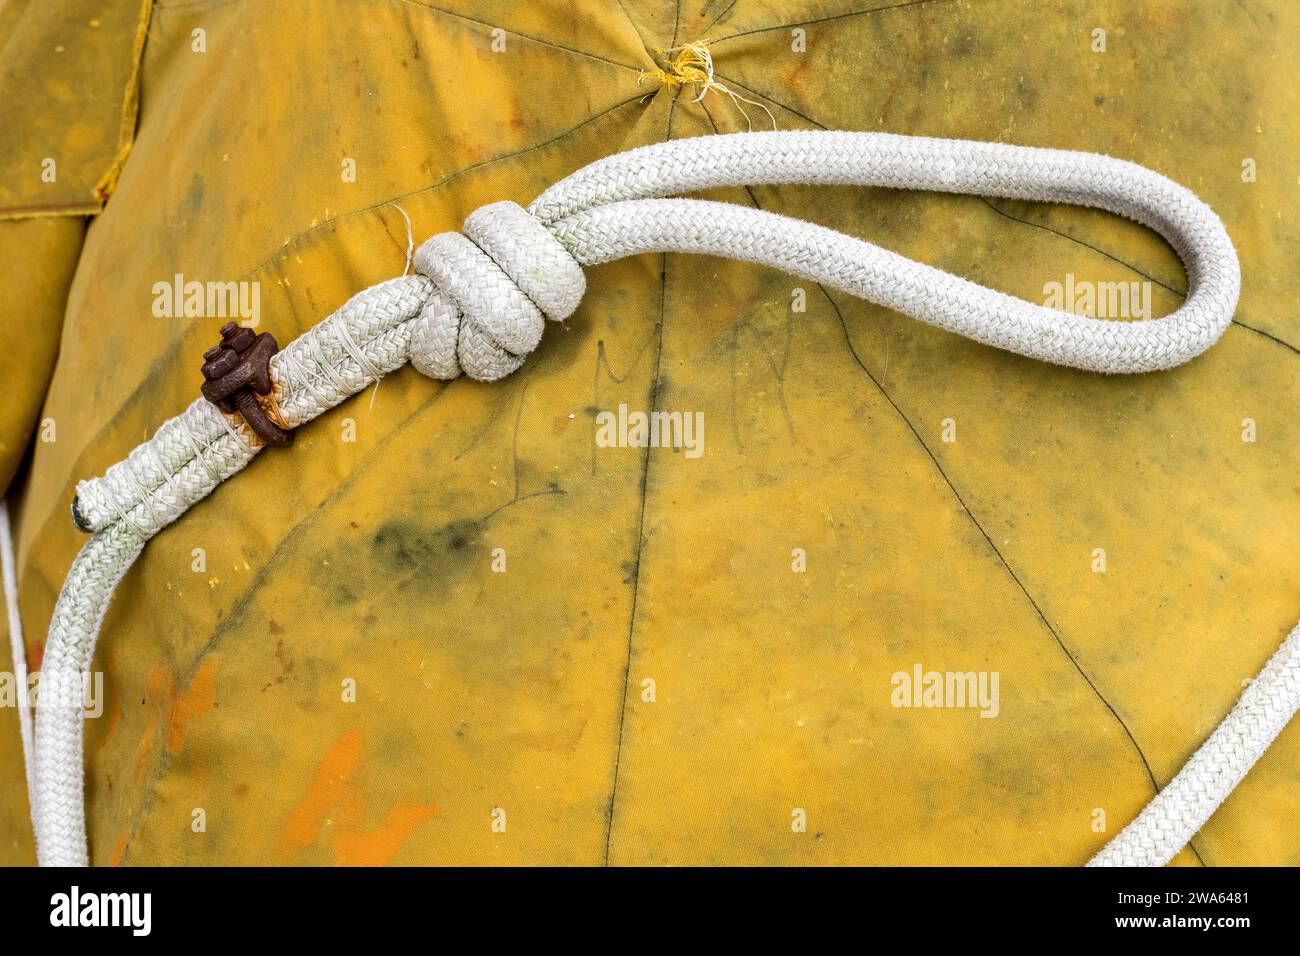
[32, 523, 144, 865]
[556, 197, 1227, 373]
[0, 502, 34, 816]
[1087, 621, 1300, 867]
[28, 131, 1295, 868]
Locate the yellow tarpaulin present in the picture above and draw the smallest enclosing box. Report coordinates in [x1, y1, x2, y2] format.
[0, 0, 1296, 866]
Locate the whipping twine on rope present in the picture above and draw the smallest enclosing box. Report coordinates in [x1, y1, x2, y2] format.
[9, 130, 1298, 867]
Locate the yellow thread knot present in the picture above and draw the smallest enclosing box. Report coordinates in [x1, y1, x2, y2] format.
[638, 39, 776, 131]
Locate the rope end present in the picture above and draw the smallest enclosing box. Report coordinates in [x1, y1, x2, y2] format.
[70, 495, 92, 534]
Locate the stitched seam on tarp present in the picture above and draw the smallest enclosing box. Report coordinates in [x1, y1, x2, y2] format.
[89, 0, 156, 206]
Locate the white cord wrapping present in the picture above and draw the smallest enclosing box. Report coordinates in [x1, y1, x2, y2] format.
[24, 130, 1294, 867]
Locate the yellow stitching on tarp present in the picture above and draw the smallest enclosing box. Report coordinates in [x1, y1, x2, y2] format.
[638, 39, 777, 131]
[91, 0, 155, 206]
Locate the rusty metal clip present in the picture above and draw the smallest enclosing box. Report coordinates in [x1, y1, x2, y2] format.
[200, 322, 293, 446]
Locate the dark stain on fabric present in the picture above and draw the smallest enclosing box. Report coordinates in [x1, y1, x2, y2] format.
[185, 173, 205, 213]
[262, 639, 296, 692]
[370, 517, 485, 590]
[949, 33, 975, 57]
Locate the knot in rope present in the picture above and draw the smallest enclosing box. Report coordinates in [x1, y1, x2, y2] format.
[408, 200, 585, 382]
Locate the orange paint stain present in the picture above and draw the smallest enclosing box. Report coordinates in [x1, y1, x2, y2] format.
[105, 831, 129, 867]
[145, 662, 168, 697]
[89, 684, 121, 763]
[276, 729, 363, 861]
[330, 798, 442, 867]
[133, 663, 173, 782]
[167, 655, 220, 754]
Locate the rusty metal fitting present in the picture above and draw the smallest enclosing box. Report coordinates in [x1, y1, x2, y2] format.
[200, 322, 293, 446]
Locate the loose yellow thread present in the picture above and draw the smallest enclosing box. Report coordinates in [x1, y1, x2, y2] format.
[639, 40, 776, 131]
